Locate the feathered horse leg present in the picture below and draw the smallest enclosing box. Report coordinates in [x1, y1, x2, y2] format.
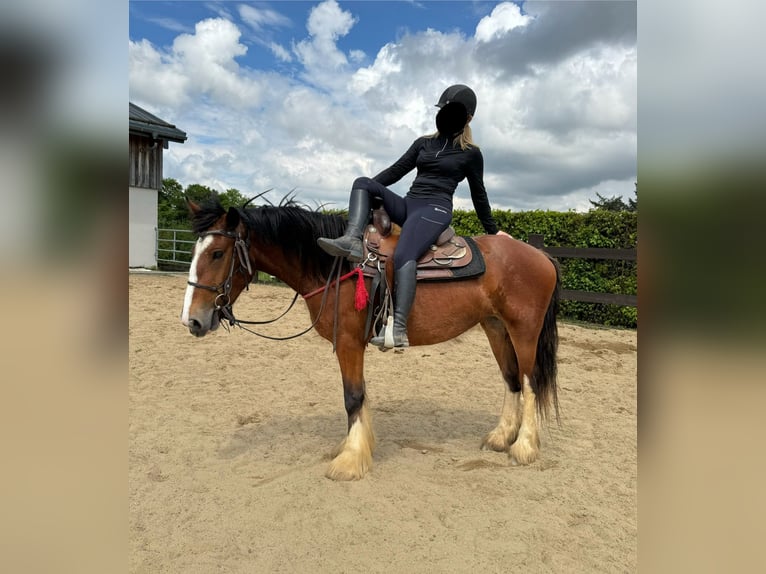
[325, 340, 375, 480]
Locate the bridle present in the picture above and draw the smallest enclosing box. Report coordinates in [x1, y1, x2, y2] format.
[187, 229, 253, 316]
[185, 226, 338, 341]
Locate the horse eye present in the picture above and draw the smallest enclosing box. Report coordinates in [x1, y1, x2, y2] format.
[212, 250, 224, 260]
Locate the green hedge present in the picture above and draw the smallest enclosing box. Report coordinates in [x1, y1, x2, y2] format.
[451, 209, 637, 328]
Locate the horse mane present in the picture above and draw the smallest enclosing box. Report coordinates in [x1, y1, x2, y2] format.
[191, 194, 351, 282]
[191, 197, 226, 235]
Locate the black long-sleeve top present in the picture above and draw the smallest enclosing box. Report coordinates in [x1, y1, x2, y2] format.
[372, 135, 499, 235]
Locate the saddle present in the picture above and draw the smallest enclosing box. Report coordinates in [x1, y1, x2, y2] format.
[361, 207, 485, 282]
[358, 207, 486, 343]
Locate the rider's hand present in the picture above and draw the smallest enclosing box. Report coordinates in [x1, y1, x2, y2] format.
[496, 230, 513, 239]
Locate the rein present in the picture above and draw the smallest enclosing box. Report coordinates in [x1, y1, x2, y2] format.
[221, 257, 342, 341]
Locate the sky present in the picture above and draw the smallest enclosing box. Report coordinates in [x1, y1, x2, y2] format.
[129, 1, 637, 212]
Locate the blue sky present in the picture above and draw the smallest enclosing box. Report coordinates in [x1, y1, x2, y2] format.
[130, 1, 637, 212]
[131, 2, 499, 66]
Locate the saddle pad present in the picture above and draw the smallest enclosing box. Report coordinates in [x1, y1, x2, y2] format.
[416, 236, 485, 282]
[362, 235, 485, 282]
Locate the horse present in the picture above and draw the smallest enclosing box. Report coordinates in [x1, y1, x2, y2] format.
[180, 195, 561, 481]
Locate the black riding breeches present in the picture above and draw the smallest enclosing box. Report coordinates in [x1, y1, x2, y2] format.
[352, 177, 453, 270]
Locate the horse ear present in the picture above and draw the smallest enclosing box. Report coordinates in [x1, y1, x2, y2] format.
[226, 207, 240, 230]
[186, 196, 200, 214]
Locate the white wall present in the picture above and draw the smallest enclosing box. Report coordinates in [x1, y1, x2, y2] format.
[129, 186, 158, 268]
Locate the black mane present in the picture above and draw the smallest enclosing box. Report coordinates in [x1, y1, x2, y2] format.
[191, 197, 226, 235]
[191, 195, 351, 282]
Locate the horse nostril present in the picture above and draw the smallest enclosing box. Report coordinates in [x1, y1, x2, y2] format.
[189, 318, 202, 333]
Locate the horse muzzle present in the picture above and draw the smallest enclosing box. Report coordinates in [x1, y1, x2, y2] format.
[185, 308, 221, 337]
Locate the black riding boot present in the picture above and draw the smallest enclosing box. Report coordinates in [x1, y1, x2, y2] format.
[371, 260, 417, 348]
[317, 188, 369, 262]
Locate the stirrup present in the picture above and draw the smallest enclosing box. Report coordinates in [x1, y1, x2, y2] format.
[370, 317, 409, 349]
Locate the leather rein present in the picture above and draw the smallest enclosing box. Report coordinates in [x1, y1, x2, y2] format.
[186, 228, 337, 341]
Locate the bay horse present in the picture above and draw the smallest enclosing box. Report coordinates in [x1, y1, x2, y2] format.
[180, 195, 560, 481]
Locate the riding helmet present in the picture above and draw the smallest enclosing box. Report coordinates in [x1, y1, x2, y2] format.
[435, 84, 477, 117]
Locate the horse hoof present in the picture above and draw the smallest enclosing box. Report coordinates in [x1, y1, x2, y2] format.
[325, 450, 370, 481]
[325, 467, 363, 481]
[509, 438, 539, 465]
[481, 432, 510, 453]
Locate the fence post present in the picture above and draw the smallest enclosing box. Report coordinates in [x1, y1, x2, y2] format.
[528, 233, 544, 249]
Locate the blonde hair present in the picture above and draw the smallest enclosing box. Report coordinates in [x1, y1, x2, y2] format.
[428, 117, 478, 151]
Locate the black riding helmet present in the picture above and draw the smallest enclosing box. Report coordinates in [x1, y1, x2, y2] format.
[435, 84, 477, 117]
[435, 84, 476, 137]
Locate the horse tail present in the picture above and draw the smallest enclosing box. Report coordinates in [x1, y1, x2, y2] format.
[533, 256, 561, 425]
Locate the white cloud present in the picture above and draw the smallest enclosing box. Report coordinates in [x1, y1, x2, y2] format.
[305, 0, 355, 40]
[269, 42, 292, 63]
[238, 4, 291, 32]
[293, 0, 357, 88]
[130, 2, 636, 212]
[351, 44, 402, 92]
[349, 49, 366, 64]
[475, 2, 531, 43]
[204, 1, 234, 21]
[145, 17, 193, 34]
[522, 46, 637, 134]
[129, 39, 190, 108]
[171, 19, 262, 108]
[129, 18, 263, 110]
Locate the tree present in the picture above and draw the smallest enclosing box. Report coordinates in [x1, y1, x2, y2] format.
[218, 188, 251, 210]
[184, 183, 219, 204]
[589, 191, 637, 212]
[158, 179, 256, 228]
[159, 177, 187, 228]
[628, 182, 638, 211]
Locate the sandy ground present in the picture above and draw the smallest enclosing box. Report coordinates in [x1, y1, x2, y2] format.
[129, 273, 637, 573]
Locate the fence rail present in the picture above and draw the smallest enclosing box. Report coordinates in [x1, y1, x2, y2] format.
[155, 229, 637, 307]
[527, 233, 637, 307]
[156, 228, 196, 269]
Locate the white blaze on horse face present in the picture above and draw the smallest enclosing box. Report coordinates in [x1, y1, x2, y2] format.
[180, 235, 214, 326]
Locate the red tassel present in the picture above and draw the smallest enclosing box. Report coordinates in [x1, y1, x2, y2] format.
[354, 267, 368, 311]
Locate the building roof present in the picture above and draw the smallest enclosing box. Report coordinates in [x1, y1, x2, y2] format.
[129, 102, 187, 144]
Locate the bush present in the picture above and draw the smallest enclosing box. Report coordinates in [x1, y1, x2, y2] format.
[451, 209, 637, 329]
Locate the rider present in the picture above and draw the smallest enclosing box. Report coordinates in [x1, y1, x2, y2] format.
[317, 84, 505, 348]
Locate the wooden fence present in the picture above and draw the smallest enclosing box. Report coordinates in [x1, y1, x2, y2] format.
[527, 233, 637, 307]
[156, 229, 637, 307]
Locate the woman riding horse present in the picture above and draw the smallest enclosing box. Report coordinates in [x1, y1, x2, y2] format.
[318, 84, 510, 349]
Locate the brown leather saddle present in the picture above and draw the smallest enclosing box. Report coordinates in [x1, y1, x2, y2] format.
[361, 207, 485, 282]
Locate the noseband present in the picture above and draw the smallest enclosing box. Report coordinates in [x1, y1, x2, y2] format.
[187, 229, 253, 313]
